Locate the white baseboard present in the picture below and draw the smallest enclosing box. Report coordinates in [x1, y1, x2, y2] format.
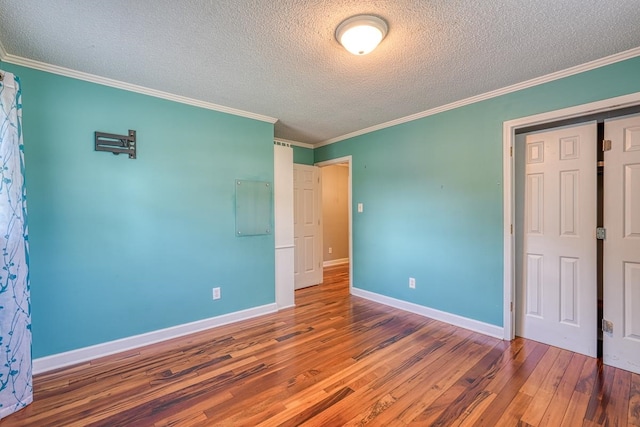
[350, 288, 504, 339]
[323, 258, 349, 267]
[33, 303, 278, 375]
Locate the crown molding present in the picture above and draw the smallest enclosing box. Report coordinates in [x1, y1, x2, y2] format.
[1, 51, 278, 124]
[274, 137, 314, 149]
[315, 46, 640, 148]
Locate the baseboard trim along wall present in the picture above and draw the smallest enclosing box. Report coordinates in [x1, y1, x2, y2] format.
[351, 288, 504, 339]
[322, 258, 349, 267]
[33, 303, 278, 375]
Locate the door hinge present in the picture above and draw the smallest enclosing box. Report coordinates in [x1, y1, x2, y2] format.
[510, 224, 513, 234]
[510, 301, 513, 312]
[596, 227, 606, 240]
[510, 146, 513, 157]
[602, 319, 613, 334]
[602, 139, 612, 151]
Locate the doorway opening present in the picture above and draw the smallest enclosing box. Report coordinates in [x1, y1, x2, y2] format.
[505, 92, 640, 374]
[316, 156, 353, 293]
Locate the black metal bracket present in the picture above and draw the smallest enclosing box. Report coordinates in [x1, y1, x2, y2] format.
[95, 130, 137, 159]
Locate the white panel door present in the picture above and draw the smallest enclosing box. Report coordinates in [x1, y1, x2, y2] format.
[603, 114, 640, 374]
[517, 122, 597, 357]
[293, 164, 323, 289]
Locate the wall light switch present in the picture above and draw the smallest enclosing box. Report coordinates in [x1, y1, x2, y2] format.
[358, 203, 363, 213]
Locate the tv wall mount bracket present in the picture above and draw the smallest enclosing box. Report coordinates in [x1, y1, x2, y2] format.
[95, 130, 137, 159]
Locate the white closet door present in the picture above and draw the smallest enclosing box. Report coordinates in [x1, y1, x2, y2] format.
[517, 122, 597, 357]
[603, 114, 640, 374]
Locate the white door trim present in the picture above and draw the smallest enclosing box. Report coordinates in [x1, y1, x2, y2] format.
[503, 92, 640, 340]
[316, 156, 353, 293]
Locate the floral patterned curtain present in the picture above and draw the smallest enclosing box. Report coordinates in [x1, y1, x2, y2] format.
[0, 71, 32, 418]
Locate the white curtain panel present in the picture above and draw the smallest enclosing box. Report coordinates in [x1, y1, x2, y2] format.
[0, 71, 32, 419]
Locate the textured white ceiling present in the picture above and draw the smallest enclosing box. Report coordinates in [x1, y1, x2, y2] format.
[1, 1, 640, 145]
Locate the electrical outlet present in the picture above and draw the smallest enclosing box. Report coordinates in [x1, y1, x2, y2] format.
[328, 247, 333, 254]
[212, 287, 221, 300]
[409, 278, 416, 289]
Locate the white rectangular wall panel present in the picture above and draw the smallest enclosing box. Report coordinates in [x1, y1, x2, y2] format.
[526, 174, 544, 235]
[293, 237, 299, 275]
[527, 140, 544, 164]
[293, 188, 299, 226]
[624, 126, 640, 152]
[624, 262, 640, 341]
[560, 257, 579, 325]
[274, 144, 295, 309]
[560, 170, 579, 237]
[625, 164, 640, 238]
[526, 254, 543, 317]
[303, 170, 313, 183]
[304, 237, 314, 272]
[274, 145, 294, 247]
[303, 189, 314, 225]
[560, 136, 580, 160]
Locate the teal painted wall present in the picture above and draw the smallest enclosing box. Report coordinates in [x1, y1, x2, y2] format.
[1, 63, 276, 358]
[292, 145, 314, 165]
[315, 56, 640, 327]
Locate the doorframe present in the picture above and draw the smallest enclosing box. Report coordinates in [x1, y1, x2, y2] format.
[503, 92, 640, 340]
[315, 156, 353, 293]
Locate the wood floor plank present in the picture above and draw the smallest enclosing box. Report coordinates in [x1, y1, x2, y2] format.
[561, 390, 592, 427]
[520, 347, 574, 426]
[245, 320, 447, 425]
[411, 341, 516, 426]
[538, 352, 587, 426]
[584, 361, 616, 424]
[384, 335, 499, 425]
[496, 345, 560, 426]
[465, 340, 548, 426]
[630, 373, 640, 426]
[333, 335, 498, 426]
[605, 367, 631, 426]
[0, 264, 636, 426]
[493, 391, 532, 426]
[450, 391, 497, 427]
[337, 329, 476, 426]
[519, 345, 562, 397]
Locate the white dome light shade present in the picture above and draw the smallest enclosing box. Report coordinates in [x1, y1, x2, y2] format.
[336, 15, 388, 55]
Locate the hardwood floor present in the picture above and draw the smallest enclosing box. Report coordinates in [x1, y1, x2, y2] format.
[2, 264, 639, 426]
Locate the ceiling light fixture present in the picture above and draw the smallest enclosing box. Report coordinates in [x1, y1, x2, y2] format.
[336, 15, 388, 56]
